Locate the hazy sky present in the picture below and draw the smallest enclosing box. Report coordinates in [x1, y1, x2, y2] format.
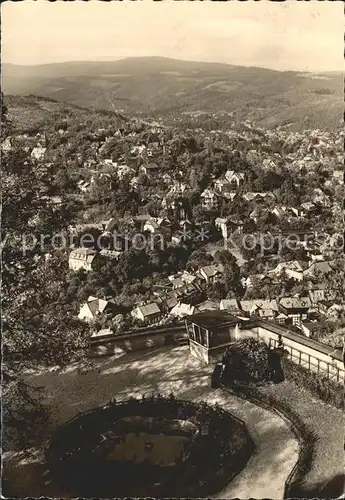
[2, 1, 343, 72]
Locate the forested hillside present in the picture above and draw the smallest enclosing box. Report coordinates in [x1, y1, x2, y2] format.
[3, 57, 343, 131]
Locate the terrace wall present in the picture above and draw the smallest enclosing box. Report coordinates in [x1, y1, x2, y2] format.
[89, 324, 186, 357]
[89, 319, 344, 384]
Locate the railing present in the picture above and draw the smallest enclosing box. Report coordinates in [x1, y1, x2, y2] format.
[252, 318, 343, 361]
[89, 317, 344, 383]
[269, 337, 344, 383]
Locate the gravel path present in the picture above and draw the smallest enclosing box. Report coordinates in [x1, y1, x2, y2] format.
[4, 346, 298, 499]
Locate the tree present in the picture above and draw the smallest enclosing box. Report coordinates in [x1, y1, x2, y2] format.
[214, 250, 243, 297]
[2, 100, 91, 450]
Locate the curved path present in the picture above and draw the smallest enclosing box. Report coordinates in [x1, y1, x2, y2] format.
[5, 346, 299, 499]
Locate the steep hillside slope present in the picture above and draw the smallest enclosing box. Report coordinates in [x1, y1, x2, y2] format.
[4, 94, 130, 133]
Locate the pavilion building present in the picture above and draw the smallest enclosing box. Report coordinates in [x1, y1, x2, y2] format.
[185, 311, 254, 364]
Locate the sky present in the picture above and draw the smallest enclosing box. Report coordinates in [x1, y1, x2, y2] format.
[2, 1, 344, 72]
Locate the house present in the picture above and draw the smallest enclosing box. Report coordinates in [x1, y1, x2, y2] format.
[283, 267, 304, 282]
[156, 217, 173, 238]
[134, 214, 153, 232]
[131, 144, 146, 155]
[274, 261, 305, 273]
[249, 208, 262, 224]
[69, 248, 98, 272]
[312, 188, 331, 208]
[272, 205, 299, 220]
[179, 219, 193, 232]
[99, 218, 116, 232]
[222, 191, 239, 202]
[214, 178, 230, 194]
[143, 218, 160, 234]
[91, 328, 116, 339]
[78, 296, 116, 322]
[77, 180, 91, 193]
[171, 232, 184, 246]
[224, 170, 245, 188]
[84, 159, 97, 169]
[169, 302, 198, 319]
[307, 249, 324, 263]
[262, 158, 276, 169]
[163, 296, 179, 313]
[197, 300, 220, 312]
[300, 321, 319, 338]
[272, 206, 287, 220]
[197, 264, 224, 284]
[167, 182, 190, 197]
[168, 198, 189, 221]
[272, 206, 299, 220]
[243, 192, 275, 204]
[156, 292, 179, 314]
[131, 303, 162, 324]
[161, 196, 173, 211]
[139, 162, 160, 176]
[1, 137, 12, 152]
[170, 282, 204, 305]
[270, 260, 306, 282]
[243, 274, 271, 289]
[41, 195, 63, 208]
[288, 207, 300, 217]
[168, 276, 184, 289]
[180, 270, 197, 284]
[258, 192, 276, 203]
[333, 169, 343, 181]
[214, 216, 243, 240]
[219, 298, 240, 312]
[31, 147, 47, 161]
[116, 164, 135, 180]
[99, 249, 122, 261]
[239, 299, 279, 321]
[130, 176, 140, 189]
[214, 217, 227, 237]
[226, 216, 244, 235]
[162, 173, 173, 184]
[300, 202, 318, 217]
[276, 312, 289, 325]
[308, 288, 326, 305]
[200, 189, 218, 210]
[279, 297, 311, 326]
[304, 261, 333, 278]
[242, 192, 257, 203]
[185, 310, 242, 363]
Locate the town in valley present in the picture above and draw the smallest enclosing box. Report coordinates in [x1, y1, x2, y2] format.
[2, 2, 344, 499]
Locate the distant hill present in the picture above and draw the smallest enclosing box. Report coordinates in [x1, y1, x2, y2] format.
[4, 94, 130, 133]
[3, 57, 343, 130]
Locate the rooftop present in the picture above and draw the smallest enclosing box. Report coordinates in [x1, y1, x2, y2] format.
[137, 303, 161, 317]
[186, 310, 240, 330]
[280, 297, 311, 309]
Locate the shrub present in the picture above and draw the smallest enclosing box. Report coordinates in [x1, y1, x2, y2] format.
[222, 338, 270, 383]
